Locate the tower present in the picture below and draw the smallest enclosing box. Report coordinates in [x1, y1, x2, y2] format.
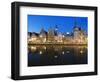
[40, 27, 47, 43]
[73, 18, 81, 41]
[54, 25, 59, 36]
[47, 27, 55, 42]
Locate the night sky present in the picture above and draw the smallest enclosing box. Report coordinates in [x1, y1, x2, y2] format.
[28, 15, 88, 33]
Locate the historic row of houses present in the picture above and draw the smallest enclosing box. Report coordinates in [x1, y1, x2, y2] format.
[28, 25, 87, 44]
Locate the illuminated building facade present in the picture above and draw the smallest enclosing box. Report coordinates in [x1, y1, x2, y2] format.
[28, 25, 87, 44]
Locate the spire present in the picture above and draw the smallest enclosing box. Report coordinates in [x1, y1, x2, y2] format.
[40, 26, 47, 35]
[55, 25, 58, 31]
[73, 17, 80, 31]
[40, 27, 44, 33]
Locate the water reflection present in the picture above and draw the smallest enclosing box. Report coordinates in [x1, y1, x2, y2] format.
[28, 45, 87, 66]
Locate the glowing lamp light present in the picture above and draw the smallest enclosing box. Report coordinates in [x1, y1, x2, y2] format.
[66, 32, 69, 34]
[62, 35, 65, 38]
[40, 35, 43, 38]
[80, 50, 83, 54]
[31, 46, 36, 50]
[62, 51, 65, 54]
[39, 51, 42, 54]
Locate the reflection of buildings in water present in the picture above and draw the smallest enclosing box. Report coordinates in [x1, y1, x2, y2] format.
[73, 46, 87, 57]
[28, 45, 87, 66]
[28, 45, 87, 57]
[28, 24, 87, 44]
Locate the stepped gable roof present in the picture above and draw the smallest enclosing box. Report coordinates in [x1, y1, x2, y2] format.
[40, 28, 47, 35]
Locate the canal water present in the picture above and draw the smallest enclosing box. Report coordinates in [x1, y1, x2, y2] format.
[28, 45, 87, 66]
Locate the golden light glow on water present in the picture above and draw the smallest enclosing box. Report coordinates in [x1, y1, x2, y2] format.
[66, 51, 70, 53]
[62, 51, 65, 54]
[28, 45, 87, 56]
[54, 55, 58, 58]
[43, 46, 46, 50]
[28, 45, 88, 66]
[39, 51, 42, 54]
[80, 50, 83, 54]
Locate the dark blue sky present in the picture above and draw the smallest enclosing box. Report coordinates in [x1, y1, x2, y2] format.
[28, 15, 88, 33]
